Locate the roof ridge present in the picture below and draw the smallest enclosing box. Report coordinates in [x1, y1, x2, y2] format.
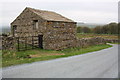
[26, 7, 75, 22]
[26, 7, 53, 13]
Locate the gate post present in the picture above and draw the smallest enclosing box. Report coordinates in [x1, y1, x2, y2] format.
[25, 37, 27, 50]
[17, 37, 19, 51]
[32, 36, 34, 49]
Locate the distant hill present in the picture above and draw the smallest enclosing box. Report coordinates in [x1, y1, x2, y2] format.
[77, 23, 105, 28]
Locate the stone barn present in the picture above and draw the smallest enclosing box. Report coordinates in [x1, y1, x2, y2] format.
[11, 7, 77, 50]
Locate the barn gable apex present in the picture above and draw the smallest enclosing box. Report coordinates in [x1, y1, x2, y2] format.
[11, 7, 75, 25]
[27, 7, 74, 22]
[11, 7, 44, 25]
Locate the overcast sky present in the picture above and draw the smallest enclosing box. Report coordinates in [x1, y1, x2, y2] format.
[0, 0, 119, 27]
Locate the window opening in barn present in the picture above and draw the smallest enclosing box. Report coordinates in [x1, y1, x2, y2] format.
[13, 25, 17, 36]
[62, 23, 65, 27]
[53, 22, 60, 28]
[33, 20, 38, 30]
[13, 25, 17, 31]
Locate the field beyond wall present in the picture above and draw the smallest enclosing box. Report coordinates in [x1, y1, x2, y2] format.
[77, 33, 118, 39]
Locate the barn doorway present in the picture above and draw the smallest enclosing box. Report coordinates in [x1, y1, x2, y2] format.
[38, 35, 43, 49]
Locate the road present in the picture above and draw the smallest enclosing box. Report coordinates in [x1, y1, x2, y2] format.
[2, 44, 118, 78]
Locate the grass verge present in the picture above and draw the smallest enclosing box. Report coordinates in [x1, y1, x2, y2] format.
[2, 44, 112, 67]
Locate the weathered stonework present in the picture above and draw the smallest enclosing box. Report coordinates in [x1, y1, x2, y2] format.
[2, 35, 16, 50]
[2, 34, 119, 51]
[104, 39, 120, 43]
[9, 7, 119, 51]
[76, 37, 106, 48]
[11, 7, 77, 50]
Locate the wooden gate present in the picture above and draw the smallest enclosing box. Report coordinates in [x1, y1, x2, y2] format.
[17, 36, 39, 51]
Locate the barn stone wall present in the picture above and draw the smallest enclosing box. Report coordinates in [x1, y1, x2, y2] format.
[43, 21, 77, 50]
[11, 8, 77, 50]
[11, 8, 47, 49]
[11, 8, 47, 37]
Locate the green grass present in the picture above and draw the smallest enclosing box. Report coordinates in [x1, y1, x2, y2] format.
[2, 44, 112, 67]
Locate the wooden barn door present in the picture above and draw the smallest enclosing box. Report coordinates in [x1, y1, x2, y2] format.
[38, 35, 43, 49]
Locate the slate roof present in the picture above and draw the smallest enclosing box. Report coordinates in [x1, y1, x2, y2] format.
[27, 7, 74, 22]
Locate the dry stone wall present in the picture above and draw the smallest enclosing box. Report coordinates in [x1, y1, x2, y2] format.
[76, 37, 106, 48]
[76, 37, 120, 48]
[11, 8, 77, 50]
[104, 39, 120, 43]
[2, 35, 16, 50]
[2, 35, 119, 51]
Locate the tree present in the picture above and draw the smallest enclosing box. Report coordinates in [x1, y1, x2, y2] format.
[93, 26, 102, 34]
[118, 23, 120, 35]
[93, 23, 118, 34]
[82, 27, 91, 33]
[77, 26, 82, 33]
[108, 23, 118, 34]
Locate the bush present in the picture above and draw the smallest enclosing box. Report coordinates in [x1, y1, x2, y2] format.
[77, 22, 118, 34]
[77, 26, 91, 33]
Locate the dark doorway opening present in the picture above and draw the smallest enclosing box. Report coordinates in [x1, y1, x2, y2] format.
[38, 35, 43, 49]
